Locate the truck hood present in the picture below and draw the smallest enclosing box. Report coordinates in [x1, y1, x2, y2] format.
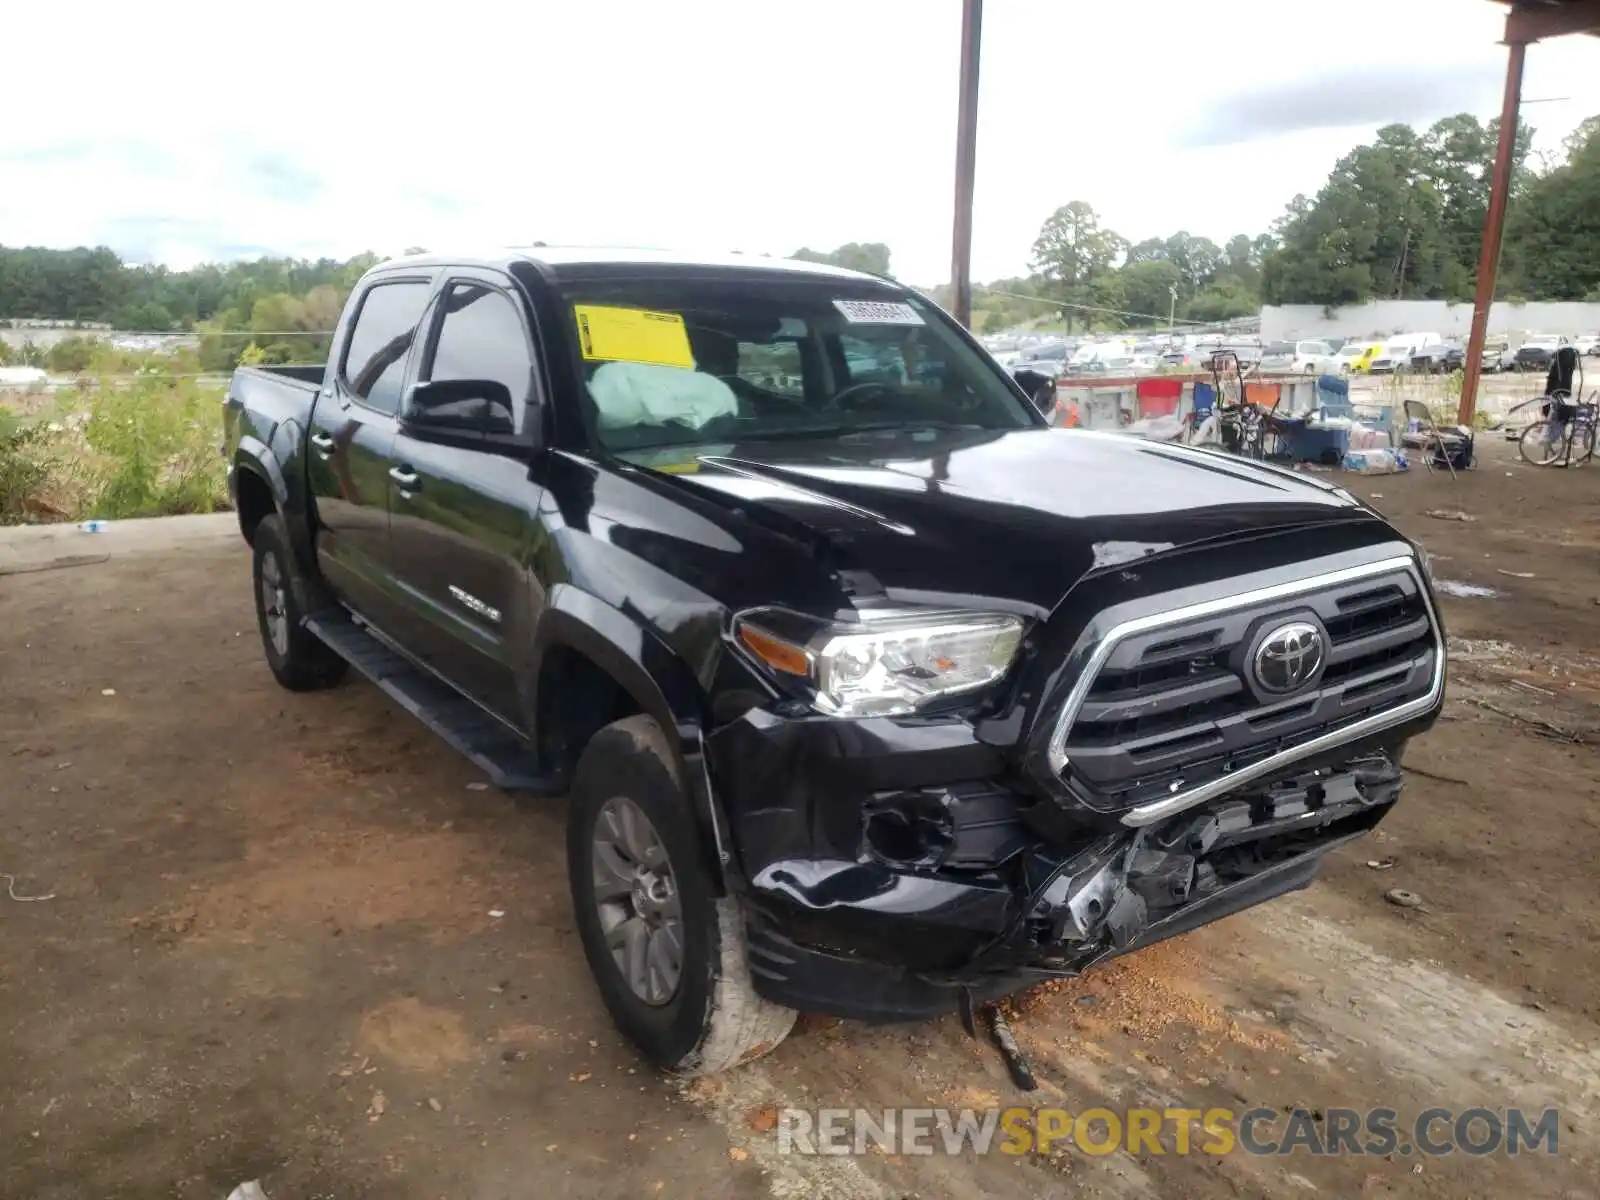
[618, 427, 1373, 615]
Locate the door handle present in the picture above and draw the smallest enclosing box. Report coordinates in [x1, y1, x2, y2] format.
[309, 432, 335, 460]
[389, 466, 420, 492]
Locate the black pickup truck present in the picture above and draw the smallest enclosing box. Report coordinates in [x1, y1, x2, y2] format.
[224, 248, 1445, 1076]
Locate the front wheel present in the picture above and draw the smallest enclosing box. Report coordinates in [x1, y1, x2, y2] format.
[567, 715, 796, 1076]
[1518, 420, 1567, 467]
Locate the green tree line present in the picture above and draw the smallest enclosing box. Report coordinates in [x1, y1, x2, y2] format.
[973, 111, 1600, 332]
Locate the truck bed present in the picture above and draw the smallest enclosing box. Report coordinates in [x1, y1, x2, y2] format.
[223, 363, 329, 493]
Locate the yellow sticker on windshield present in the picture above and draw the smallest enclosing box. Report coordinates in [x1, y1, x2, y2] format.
[574, 304, 695, 369]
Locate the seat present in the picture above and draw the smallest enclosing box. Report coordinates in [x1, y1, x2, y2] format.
[1401, 400, 1471, 479]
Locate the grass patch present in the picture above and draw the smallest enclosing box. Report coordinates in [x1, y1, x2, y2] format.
[1, 364, 228, 524]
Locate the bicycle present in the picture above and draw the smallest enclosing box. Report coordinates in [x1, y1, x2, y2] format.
[1518, 394, 1597, 467]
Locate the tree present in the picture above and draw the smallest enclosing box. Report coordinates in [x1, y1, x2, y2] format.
[1116, 260, 1184, 324]
[114, 300, 175, 331]
[1185, 277, 1260, 323]
[1031, 201, 1127, 291]
[791, 242, 892, 276]
[1503, 116, 1600, 299]
[1125, 238, 1168, 265]
[1259, 112, 1544, 305]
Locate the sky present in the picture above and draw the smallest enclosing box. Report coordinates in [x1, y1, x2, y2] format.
[4, 0, 1600, 287]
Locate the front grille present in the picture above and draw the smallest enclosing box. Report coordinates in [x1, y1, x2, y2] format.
[1049, 562, 1440, 815]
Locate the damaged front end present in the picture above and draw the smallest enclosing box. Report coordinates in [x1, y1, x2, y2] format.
[708, 551, 1443, 1023]
[725, 737, 1405, 1021]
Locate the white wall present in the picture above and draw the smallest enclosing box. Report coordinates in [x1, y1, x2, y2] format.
[1262, 300, 1600, 344]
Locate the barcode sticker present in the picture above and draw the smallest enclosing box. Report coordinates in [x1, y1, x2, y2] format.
[832, 299, 925, 326]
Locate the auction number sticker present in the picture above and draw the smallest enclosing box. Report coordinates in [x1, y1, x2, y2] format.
[832, 299, 925, 326]
[574, 304, 695, 369]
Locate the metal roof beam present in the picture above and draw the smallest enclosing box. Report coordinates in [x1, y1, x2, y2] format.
[1504, 0, 1600, 43]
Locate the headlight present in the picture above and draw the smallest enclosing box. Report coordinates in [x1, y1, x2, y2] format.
[732, 608, 1025, 717]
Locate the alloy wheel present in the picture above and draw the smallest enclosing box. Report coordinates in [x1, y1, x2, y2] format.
[591, 795, 683, 1006]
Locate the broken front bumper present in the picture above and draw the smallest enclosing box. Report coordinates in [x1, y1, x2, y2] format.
[709, 709, 1409, 1022]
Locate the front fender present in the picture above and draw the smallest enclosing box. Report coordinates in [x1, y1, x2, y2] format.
[534, 585, 733, 891]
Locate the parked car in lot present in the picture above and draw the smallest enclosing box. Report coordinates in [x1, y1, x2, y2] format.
[1514, 334, 1569, 372]
[1580, 333, 1600, 357]
[1410, 342, 1465, 374]
[1335, 341, 1382, 374]
[1016, 340, 1071, 371]
[1161, 346, 1211, 368]
[1258, 339, 1339, 374]
[1218, 339, 1262, 370]
[223, 247, 1444, 1075]
[1479, 339, 1517, 373]
[1369, 333, 1442, 375]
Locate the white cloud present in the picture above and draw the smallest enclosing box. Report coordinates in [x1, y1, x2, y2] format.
[3, 0, 1599, 284]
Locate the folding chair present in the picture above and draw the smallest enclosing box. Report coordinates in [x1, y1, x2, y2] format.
[1401, 400, 1471, 479]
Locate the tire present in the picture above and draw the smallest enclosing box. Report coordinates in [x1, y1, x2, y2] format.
[1517, 420, 1565, 467]
[1577, 423, 1597, 465]
[567, 715, 796, 1076]
[252, 514, 348, 691]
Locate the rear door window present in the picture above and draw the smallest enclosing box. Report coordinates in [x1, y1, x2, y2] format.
[341, 280, 432, 414]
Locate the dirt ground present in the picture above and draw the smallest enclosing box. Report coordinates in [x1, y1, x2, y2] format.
[3, 436, 1599, 1199]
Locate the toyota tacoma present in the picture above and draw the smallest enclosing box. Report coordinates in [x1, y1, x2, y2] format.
[223, 248, 1446, 1075]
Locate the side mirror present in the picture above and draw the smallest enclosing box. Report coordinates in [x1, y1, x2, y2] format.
[403, 378, 515, 436]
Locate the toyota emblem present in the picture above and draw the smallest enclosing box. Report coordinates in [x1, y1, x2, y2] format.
[1252, 621, 1326, 694]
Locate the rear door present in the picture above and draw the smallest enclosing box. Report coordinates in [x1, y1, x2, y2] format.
[386, 271, 546, 723]
[307, 273, 434, 624]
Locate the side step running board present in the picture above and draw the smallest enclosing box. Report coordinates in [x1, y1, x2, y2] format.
[304, 609, 563, 796]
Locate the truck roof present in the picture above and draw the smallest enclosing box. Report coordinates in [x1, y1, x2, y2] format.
[377, 246, 890, 284]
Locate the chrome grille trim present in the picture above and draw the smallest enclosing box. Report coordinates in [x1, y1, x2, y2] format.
[1041, 554, 1446, 828]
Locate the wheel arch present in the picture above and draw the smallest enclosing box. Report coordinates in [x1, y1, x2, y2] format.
[233, 436, 319, 578]
[532, 586, 731, 893]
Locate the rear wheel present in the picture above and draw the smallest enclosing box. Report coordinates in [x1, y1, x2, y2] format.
[1576, 423, 1597, 465]
[252, 515, 348, 691]
[567, 715, 796, 1076]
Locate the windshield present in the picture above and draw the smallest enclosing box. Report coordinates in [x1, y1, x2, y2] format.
[557, 275, 1038, 452]
[1263, 342, 1294, 356]
[1337, 344, 1365, 358]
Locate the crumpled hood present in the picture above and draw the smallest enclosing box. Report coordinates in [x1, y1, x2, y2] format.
[620, 427, 1373, 615]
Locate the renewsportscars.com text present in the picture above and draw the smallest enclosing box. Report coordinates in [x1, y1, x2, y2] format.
[776, 1106, 1560, 1158]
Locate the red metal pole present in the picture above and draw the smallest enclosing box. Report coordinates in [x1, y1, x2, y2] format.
[1458, 38, 1526, 427]
[950, 0, 982, 329]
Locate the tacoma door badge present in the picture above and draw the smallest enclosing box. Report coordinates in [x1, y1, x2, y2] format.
[448, 585, 501, 624]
